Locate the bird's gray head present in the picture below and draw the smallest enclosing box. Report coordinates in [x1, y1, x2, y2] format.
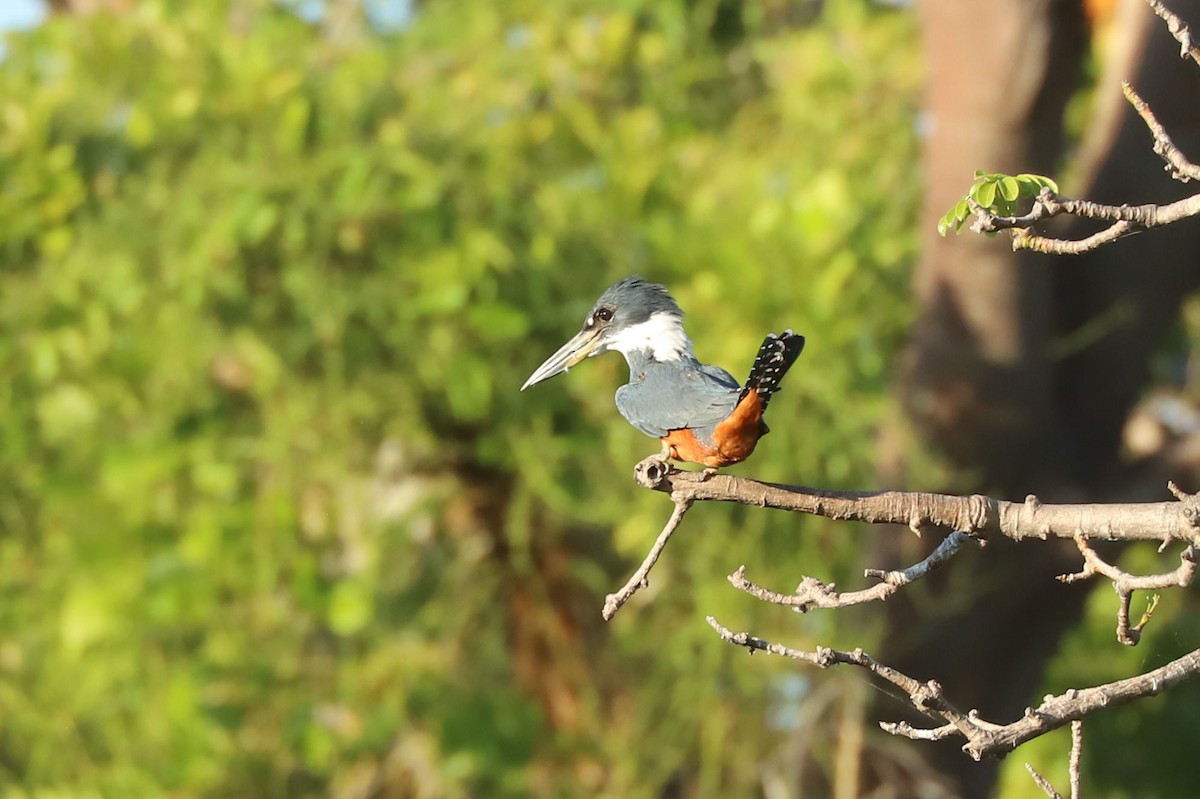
[521, 276, 694, 390]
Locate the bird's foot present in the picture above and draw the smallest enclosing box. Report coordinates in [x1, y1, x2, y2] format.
[699, 466, 719, 482]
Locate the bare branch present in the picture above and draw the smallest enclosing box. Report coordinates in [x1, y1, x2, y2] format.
[971, 186, 1200, 254]
[727, 531, 975, 611]
[1063, 535, 1196, 591]
[888, 650, 1200, 759]
[1025, 763, 1063, 799]
[1058, 533, 1194, 644]
[705, 617, 982, 741]
[709, 616, 1200, 760]
[1123, 82, 1200, 182]
[635, 462, 1200, 544]
[1014, 219, 1140, 254]
[1069, 720, 1083, 799]
[1147, 0, 1200, 66]
[1025, 719, 1082, 799]
[602, 490, 692, 621]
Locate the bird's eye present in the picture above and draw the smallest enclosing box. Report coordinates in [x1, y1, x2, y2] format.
[595, 307, 614, 322]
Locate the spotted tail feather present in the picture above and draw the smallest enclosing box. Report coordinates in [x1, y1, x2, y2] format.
[739, 330, 805, 410]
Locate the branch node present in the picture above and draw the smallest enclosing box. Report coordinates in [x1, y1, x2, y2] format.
[912, 680, 943, 710]
[634, 455, 675, 489]
[1167, 481, 1200, 529]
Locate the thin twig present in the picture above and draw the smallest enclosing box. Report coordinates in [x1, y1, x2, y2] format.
[709, 617, 1200, 760]
[1026, 763, 1063, 799]
[602, 493, 692, 621]
[1147, 0, 1200, 66]
[1069, 720, 1083, 799]
[1123, 82, 1200, 182]
[1014, 219, 1140, 254]
[1058, 533, 1194, 644]
[1064, 536, 1197, 590]
[727, 531, 975, 611]
[1023, 711, 1083, 796]
[705, 616, 979, 734]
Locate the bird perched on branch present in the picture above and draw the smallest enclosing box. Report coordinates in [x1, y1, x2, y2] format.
[521, 276, 805, 470]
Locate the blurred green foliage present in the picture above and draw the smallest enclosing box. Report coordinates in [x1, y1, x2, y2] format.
[0, 0, 921, 796]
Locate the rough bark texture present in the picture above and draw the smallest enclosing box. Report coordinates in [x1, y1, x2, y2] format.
[882, 1, 1200, 796]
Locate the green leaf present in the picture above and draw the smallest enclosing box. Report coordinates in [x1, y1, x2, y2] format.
[974, 179, 997, 209]
[998, 176, 1020, 202]
[1017, 173, 1059, 194]
[937, 197, 973, 236]
[937, 210, 953, 236]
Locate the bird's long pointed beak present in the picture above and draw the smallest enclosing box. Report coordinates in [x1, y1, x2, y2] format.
[521, 328, 603, 390]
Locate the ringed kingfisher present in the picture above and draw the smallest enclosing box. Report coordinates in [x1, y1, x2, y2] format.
[521, 276, 805, 469]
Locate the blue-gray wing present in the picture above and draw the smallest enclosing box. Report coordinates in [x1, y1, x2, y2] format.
[698, 363, 739, 388]
[615, 362, 740, 438]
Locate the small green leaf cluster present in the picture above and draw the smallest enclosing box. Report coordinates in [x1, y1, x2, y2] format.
[937, 170, 1058, 236]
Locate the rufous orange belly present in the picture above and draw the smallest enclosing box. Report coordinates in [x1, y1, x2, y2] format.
[661, 388, 767, 468]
